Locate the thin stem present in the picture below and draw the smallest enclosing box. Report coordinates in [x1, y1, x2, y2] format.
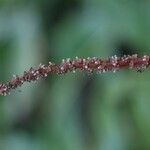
[0, 54, 149, 96]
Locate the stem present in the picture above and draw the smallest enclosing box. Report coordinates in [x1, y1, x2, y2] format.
[0, 54, 149, 96]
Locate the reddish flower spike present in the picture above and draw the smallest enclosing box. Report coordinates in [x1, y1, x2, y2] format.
[0, 54, 149, 96]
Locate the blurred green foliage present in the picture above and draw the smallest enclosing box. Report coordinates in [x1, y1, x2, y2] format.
[0, 0, 150, 150]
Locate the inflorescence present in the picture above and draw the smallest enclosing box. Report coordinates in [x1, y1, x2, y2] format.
[0, 54, 149, 96]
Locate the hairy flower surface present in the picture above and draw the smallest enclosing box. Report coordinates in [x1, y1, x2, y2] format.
[0, 54, 149, 96]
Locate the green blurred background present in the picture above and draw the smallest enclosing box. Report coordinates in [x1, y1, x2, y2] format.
[0, 0, 150, 150]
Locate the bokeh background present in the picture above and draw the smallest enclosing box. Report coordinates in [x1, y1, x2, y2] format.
[0, 0, 150, 150]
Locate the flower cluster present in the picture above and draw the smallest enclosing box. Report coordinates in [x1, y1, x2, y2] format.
[0, 54, 149, 96]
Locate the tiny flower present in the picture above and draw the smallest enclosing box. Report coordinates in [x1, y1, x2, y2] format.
[0, 54, 149, 96]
